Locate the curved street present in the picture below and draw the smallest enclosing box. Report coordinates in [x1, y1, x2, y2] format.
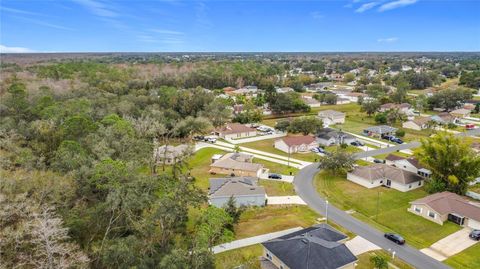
[293, 163, 451, 269]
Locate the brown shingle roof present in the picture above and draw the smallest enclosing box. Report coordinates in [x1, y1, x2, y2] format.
[210, 153, 263, 172]
[411, 191, 480, 221]
[412, 117, 430, 126]
[350, 164, 423, 184]
[216, 123, 256, 135]
[280, 135, 316, 147]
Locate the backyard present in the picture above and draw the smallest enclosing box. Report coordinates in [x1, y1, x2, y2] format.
[242, 138, 321, 162]
[314, 171, 461, 249]
[258, 179, 295, 196]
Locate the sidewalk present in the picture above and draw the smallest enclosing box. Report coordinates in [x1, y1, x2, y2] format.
[267, 196, 307, 205]
[212, 227, 303, 254]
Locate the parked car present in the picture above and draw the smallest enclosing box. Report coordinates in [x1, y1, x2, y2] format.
[381, 134, 392, 140]
[268, 173, 282, 179]
[311, 148, 320, 153]
[373, 159, 385, 164]
[390, 138, 403, 144]
[384, 233, 405, 245]
[350, 141, 365, 147]
[205, 137, 217, 143]
[317, 147, 326, 154]
[193, 135, 204, 141]
[469, 230, 480, 241]
[466, 124, 476, 130]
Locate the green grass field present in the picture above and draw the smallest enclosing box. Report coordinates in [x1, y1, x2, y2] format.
[188, 147, 228, 190]
[314, 171, 461, 249]
[445, 243, 480, 269]
[258, 179, 295, 196]
[241, 138, 320, 162]
[253, 158, 299, 175]
[356, 250, 414, 269]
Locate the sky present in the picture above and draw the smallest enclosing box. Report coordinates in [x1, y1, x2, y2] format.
[0, 0, 479, 53]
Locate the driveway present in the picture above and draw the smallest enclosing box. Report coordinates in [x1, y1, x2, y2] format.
[421, 228, 479, 261]
[259, 173, 294, 183]
[267, 195, 306, 205]
[212, 227, 303, 254]
[345, 235, 381, 256]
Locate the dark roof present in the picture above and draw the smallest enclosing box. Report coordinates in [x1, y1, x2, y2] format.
[317, 128, 355, 141]
[262, 224, 356, 269]
[208, 177, 265, 197]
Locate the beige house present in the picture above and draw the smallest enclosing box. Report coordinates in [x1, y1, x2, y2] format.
[302, 96, 321, 108]
[261, 224, 357, 269]
[274, 135, 318, 154]
[450, 108, 471, 118]
[209, 152, 265, 177]
[409, 192, 480, 229]
[402, 117, 430, 131]
[317, 110, 346, 125]
[347, 164, 425, 192]
[379, 103, 413, 114]
[214, 123, 257, 140]
[154, 144, 191, 165]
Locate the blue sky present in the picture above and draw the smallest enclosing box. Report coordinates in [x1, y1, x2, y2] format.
[1, 0, 479, 52]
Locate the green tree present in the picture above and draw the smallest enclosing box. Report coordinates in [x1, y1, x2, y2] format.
[318, 148, 355, 175]
[415, 133, 480, 194]
[361, 100, 381, 116]
[288, 116, 323, 135]
[370, 255, 388, 269]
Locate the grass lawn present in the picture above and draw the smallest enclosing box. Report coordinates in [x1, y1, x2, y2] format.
[258, 180, 295, 196]
[356, 250, 414, 269]
[373, 150, 411, 160]
[253, 158, 299, 175]
[242, 138, 320, 162]
[445, 243, 480, 269]
[315, 171, 461, 249]
[469, 183, 480, 193]
[215, 244, 263, 269]
[188, 147, 229, 190]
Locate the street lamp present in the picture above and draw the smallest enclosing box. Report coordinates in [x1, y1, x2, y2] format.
[325, 200, 329, 224]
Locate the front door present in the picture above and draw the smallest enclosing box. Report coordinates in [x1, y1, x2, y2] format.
[386, 179, 391, 187]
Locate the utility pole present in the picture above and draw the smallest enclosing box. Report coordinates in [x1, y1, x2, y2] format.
[325, 200, 329, 224]
[376, 191, 380, 220]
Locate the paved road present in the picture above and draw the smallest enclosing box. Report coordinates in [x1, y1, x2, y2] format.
[294, 163, 451, 269]
[353, 141, 421, 159]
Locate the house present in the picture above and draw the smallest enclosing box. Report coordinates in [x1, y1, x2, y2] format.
[450, 108, 471, 119]
[363, 125, 397, 138]
[233, 104, 244, 115]
[409, 191, 480, 229]
[214, 123, 257, 139]
[402, 117, 430, 131]
[223, 86, 236, 93]
[304, 82, 332, 92]
[379, 103, 413, 114]
[209, 152, 265, 177]
[232, 86, 258, 95]
[302, 96, 321, 108]
[209, 177, 266, 207]
[336, 97, 351, 104]
[430, 112, 457, 125]
[328, 73, 344, 81]
[274, 135, 318, 154]
[276, 87, 294, 94]
[347, 164, 425, 192]
[261, 224, 357, 269]
[154, 144, 191, 165]
[316, 128, 357, 146]
[317, 110, 346, 125]
[385, 154, 432, 178]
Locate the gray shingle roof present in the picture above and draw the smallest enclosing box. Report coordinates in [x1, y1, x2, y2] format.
[262, 224, 356, 269]
[209, 177, 265, 198]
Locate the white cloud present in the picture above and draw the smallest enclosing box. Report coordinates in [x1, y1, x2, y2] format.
[1, 6, 44, 16]
[377, 37, 399, 43]
[0, 44, 35, 53]
[378, 0, 418, 12]
[72, 0, 118, 18]
[311, 11, 324, 19]
[150, 29, 184, 35]
[10, 15, 73, 30]
[355, 2, 379, 13]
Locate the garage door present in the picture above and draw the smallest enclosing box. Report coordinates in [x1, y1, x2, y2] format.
[468, 219, 480, 230]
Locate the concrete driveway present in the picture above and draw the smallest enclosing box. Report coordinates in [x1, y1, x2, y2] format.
[345, 236, 381, 256]
[267, 196, 306, 205]
[421, 228, 479, 261]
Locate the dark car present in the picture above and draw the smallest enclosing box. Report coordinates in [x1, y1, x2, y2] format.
[381, 134, 392, 140]
[193, 135, 204, 141]
[268, 173, 282, 179]
[384, 233, 405, 245]
[373, 159, 385, 164]
[469, 230, 480, 241]
[391, 138, 403, 144]
[350, 141, 365, 147]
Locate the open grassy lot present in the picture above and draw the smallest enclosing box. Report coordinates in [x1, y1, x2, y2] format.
[258, 180, 295, 196]
[469, 183, 480, 193]
[373, 150, 411, 160]
[253, 158, 299, 175]
[242, 138, 320, 162]
[215, 245, 263, 269]
[356, 250, 414, 269]
[315, 171, 461, 249]
[445, 243, 480, 269]
[188, 147, 228, 190]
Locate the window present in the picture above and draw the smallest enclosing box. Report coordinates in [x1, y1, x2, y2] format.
[418, 181, 422, 186]
[428, 211, 436, 219]
[409, 184, 412, 189]
[266, 253, 271, 260]
[414, 206, 422, 213]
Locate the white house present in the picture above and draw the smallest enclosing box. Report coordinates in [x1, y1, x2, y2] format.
[385, 154, 432, 178]
[379, 103, 413, 115]
[214, 123, 257, 140]
[274, 135, 318, 154]
[402, 117, 430, 131]
[317, 110, 346, 125]
[347, 164, 425, 192]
